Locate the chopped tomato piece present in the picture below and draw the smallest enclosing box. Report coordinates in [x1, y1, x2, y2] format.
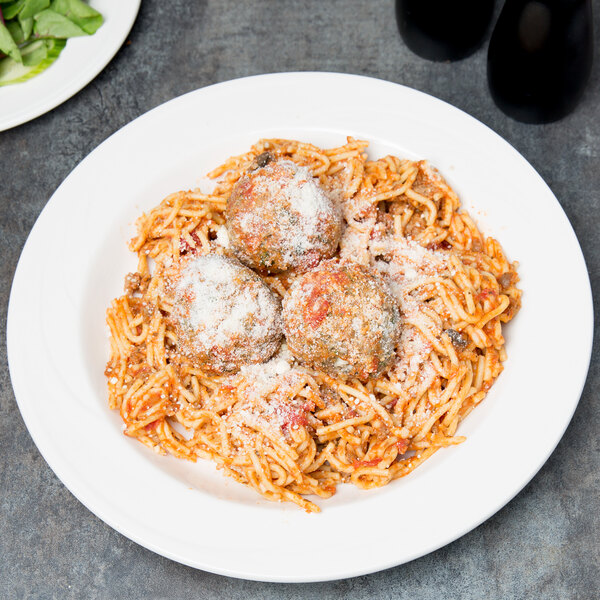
[427, 239, 452, 251]
[396, 439, 409, 454]
[477, 288, 497, 302]
[179, 231, 202, 255]
[144, 418, 163, 432]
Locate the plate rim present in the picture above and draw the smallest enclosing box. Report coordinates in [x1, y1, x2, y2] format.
[6, 71, 594, 582]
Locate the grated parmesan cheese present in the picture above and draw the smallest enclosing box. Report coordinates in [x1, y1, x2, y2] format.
[226, 159, 342, 272]
[170, 254, 283, 373]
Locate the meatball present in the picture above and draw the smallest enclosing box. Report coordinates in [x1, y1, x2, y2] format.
[169, 254, 283, 373]
[282, 261, 400, 380]
[226, 156, 342, 273]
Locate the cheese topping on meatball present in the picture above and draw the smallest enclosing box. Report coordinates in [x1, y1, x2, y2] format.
[169, 254, 283, 374]
[282, 261, 401, 380]
[226, 158, 342, 273]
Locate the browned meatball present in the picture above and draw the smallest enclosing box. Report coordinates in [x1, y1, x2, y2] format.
[226, 156, 341, 273]
[169, 254, 283, 373]
[282, 261, 400, 380]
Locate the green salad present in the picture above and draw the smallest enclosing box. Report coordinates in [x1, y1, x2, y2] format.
[0, 0, 103, 86]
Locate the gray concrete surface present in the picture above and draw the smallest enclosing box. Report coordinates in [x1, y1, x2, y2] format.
[1, 1, 599, 598]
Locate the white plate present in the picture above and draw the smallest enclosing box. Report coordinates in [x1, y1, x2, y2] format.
[0, 0, 140, 131]
[7, 73, 593, 582]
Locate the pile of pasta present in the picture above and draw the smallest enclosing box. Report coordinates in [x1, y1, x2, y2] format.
[105, 138, 521, 512]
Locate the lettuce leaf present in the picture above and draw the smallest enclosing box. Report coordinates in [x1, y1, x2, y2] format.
[0, 0, 103, 85]
[1, 1, 25, 21]
[33, 9, 87, 37]
[6, 19, 24, 44]
[0, 37, 64, 85]
[19, 0, 50, 19]
[19, 15, 33, 40]
[51, 0, 102, 35]
[0, 20, 22, 61]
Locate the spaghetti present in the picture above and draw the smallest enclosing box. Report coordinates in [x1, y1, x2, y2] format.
[105, 138, 521, 513]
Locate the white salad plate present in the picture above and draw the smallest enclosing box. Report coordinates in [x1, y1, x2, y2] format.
[7, 72, 593, 582]
[0, 0, 141, 131]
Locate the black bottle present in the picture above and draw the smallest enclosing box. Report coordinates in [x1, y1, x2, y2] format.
[487, 0, 593, 123]
[395, 0, 496, 62]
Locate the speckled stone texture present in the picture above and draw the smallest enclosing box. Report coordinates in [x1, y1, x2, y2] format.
[1, 1, 599, 598]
